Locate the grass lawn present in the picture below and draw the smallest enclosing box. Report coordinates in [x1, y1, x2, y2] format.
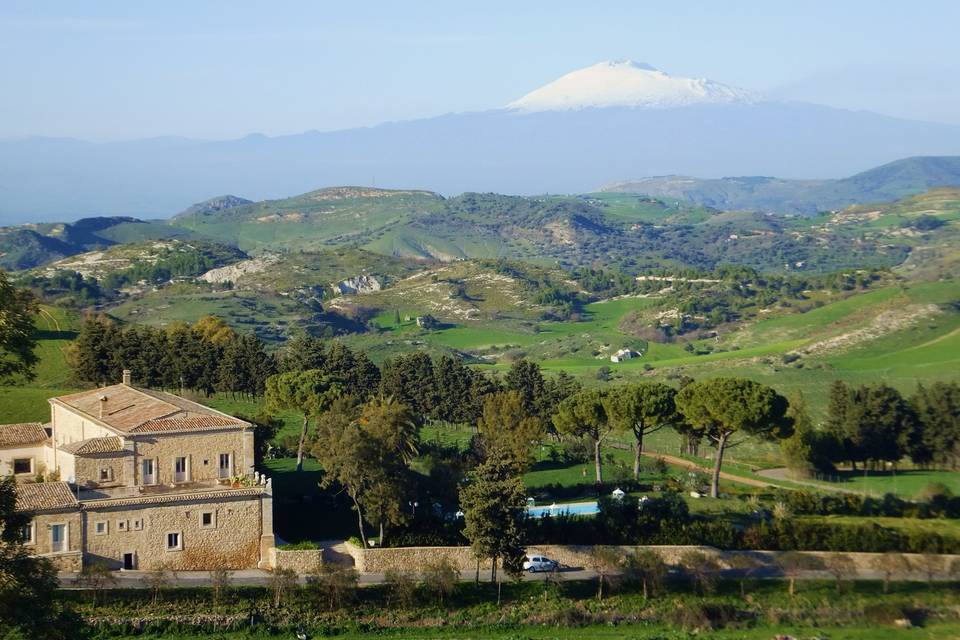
[799, 514, 960, 537]
[0, 305, 81, 424]
[797, 468, 960, 499]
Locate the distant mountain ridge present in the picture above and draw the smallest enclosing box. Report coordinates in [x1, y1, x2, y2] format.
[0, 217, 199, 271]
[3, 100, 960, 221]
[600, 156, 960, 213]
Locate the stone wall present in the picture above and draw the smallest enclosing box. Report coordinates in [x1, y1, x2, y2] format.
[345, 543, 721, 574]
[45, 551, 83, 572]
[272, 549, 324, 573]
[26, 510, 83, 557]
[74, 451, 129, 488]
[342, 543, 960, 576]
[133, 430, 248, 486]
[82, 492, 264, 571]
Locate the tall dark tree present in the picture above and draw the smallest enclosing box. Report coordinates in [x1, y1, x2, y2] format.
[325, 342, 381, 399]
[68, 314, 116, 385]
[846, 384, 915, 468]
[911, 382, 960, 468]
[476, 391, 543, 469]
[380, 352, 437, 418]
[459, 453, 527, 583]
[504, 358, 546, 418]
[825, 380, 858, 468]
[0, 270, 38, 383]
[0, 477, 76, 638]
[278, 333, 328, 372]
[432, 355, 495, 423]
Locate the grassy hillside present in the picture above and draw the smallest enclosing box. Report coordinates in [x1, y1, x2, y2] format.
[0, 305, 81, 424]
[0, 216, 204, 271]
[601, 155, 960, 214]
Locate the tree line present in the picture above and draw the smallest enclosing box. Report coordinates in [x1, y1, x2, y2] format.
[783, 380, 960, 475]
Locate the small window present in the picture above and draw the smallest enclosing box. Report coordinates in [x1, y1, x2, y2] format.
[166, 531, 182, 551]
[94, 521, 108, 535]
[21, 523, 34, 544]
[13, 458, 32, 474]
[99, 467, 113, 482]
[117, 520, 128, 532]
[133, 519, 143, 531]
[200, 511, 215, 529]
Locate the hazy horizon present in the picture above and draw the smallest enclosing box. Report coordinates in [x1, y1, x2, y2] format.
[2, 1, 959, 142]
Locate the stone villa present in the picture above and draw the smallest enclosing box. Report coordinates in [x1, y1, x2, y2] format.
[0, 370, 274, 571]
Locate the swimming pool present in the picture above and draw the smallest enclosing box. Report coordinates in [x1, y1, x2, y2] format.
[527, 501, 599, 518]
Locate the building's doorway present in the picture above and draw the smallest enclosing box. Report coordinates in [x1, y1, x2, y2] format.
[218, 453, 231, 479]
[122, 552, 136, 570]
[142, 459, 155, 485]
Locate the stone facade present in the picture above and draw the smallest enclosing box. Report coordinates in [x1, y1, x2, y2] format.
[271, 549, 324, 574]
[3, 375, 274, 572]
[132, 429, 252, 486]
[74, 450, 130, 489]
[82, 491, 265, 570]
[24, 509, 84, 557]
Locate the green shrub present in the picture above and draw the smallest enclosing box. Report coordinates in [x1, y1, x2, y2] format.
[278, 540, 321, 550]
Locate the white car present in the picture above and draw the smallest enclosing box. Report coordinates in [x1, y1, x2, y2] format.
[523, 555, 559, 572]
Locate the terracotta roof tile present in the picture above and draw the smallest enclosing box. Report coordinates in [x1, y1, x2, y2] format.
[0, 423, 48, 447]
[14, 482, 78, 512]
[80, 486, 263, 509]
[130, 415, 240, 433]
[52, 385, 249, 434]
[61, 436, 125, 456]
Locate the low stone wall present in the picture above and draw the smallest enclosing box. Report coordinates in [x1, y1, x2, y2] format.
[345, 543, 478, 573]
[44, 551, 83, 572]
[527, 544, 720, 569]
[342, 542, 960, 576]
[343, 542, 722, 574]
[272, 549, 323, 574]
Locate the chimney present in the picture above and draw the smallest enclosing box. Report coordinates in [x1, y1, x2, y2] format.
[99, 395, 107, 419]
[122, 369, 132, 386]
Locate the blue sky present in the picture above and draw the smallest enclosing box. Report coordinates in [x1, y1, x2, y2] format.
[2, 1, 958, 140]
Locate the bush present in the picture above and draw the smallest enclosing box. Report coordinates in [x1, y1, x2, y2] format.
[665, 603, 746, 630]
[278, 540, 321, 550]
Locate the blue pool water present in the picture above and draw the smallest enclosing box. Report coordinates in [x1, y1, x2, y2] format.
[527, 501, 599, 518]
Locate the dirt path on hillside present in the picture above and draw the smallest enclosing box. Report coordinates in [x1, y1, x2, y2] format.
[640, 451, 774, 489]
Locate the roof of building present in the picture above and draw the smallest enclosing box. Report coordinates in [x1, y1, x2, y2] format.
[80, 486, 264, 509]
[130, 415, 238, 433]
[15, 481, 79, 512]
[52, 384, 248, 435]
[0, 422, 49, 448]
[60, 436, 125, 456]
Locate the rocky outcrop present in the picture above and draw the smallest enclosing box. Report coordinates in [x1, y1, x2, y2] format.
[332, 275, 381, 295]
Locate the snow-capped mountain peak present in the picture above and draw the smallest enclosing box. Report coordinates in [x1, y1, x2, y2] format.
[507, 60, 756, 112]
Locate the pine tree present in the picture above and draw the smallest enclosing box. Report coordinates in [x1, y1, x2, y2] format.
[459, 453, 527, 582]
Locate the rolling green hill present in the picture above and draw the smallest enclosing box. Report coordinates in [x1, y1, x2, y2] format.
[0, 216, 203, 270]
[601, 156, 960, 214]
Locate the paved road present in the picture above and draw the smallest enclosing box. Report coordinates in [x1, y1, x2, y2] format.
[58, 568, 599, 589]
[58, 565, 957, 590]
